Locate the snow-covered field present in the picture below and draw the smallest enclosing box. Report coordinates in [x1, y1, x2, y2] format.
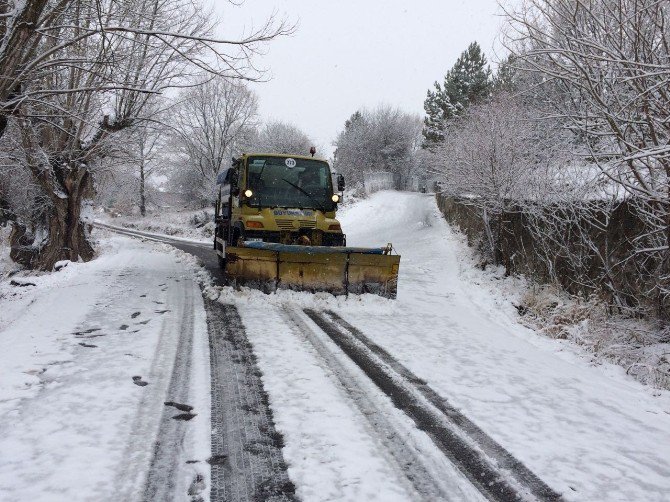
[208, 191, 670, 502]
[3, 191, 670, 501]
[0, 237, 211, 501]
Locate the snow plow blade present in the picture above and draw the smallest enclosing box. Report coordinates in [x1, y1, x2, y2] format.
[225, 242, 400, 298]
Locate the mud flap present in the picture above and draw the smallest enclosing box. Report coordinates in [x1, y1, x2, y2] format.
[224, 243, 400, 298]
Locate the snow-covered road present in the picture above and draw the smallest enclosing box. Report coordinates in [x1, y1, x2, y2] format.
[0, 238, 211, 501]
[216, 191, 670, 502]
[337, 192, 670, 501]
[3, 191, 670, 502]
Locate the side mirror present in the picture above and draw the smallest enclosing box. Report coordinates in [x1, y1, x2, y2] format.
[337, 174, 345, 192]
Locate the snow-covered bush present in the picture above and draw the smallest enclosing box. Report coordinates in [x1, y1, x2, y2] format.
[433, 93, 566, 264]
[518, 285, 670, 390]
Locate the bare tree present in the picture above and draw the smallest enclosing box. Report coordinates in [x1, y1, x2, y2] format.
[435, 93, 563, 261]
[253, 120, 314, 156]
[0, 0, 288, 137]
[97, 104, 171, 216]
[135, 121, 168, 216]
[333, 105, 422, 189]
[171, 76, 258, 200]
[0, 0, 291, 269]
[504, 0, 670, 308]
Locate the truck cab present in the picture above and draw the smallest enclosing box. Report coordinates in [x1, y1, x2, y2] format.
[215, 153, 346, 266]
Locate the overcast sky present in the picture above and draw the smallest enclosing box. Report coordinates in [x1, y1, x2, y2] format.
[211, 1, 505, 157]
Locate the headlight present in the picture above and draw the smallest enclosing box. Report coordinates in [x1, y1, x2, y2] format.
[244, 189, 253, 197]
[331, 194, 340, 203]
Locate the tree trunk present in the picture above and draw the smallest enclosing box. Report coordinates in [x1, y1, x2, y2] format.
[140, 161, 146, 216]
[0, 0, 51, 140]
[10, 164, 95, 270]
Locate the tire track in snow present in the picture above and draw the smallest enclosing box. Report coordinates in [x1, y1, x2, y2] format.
[143, 276, 202, 501]
[323, 310, 561, 500]
[112, 263, 197, 500]
[206, 300, 296, 502]
[304, 309, 563, 502]
[96, 222, 295, 501]
[282, 306, 476, 502]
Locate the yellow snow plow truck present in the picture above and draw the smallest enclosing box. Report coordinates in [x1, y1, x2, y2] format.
[214, 153, 400, 298]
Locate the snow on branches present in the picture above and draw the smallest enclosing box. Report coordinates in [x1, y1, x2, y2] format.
[0, 0, 290, 269]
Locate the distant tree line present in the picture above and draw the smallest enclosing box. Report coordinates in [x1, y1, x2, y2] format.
[95, 79, 317, 214]
[333, 106, 423, 191]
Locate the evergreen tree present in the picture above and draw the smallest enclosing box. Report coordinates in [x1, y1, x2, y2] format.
[423, 42, 492, 147]
[492, 55, 518, 93]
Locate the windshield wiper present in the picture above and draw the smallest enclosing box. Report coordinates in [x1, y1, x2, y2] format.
[280, 178, 326, 212]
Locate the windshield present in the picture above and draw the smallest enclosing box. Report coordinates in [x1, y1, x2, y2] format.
[245, 156, 335, 211]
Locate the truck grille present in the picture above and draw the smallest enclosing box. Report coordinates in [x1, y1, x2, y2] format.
[299, 220, 317, 229]
[276, 219, 295, 230]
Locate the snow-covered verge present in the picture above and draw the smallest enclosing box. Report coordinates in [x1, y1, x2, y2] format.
[98, 207, 215, 243]
[194, 191, 670, 501]
[515, 285, 670, 391]
[435, 196, 670, 391]
[0, 236, 211, 501]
